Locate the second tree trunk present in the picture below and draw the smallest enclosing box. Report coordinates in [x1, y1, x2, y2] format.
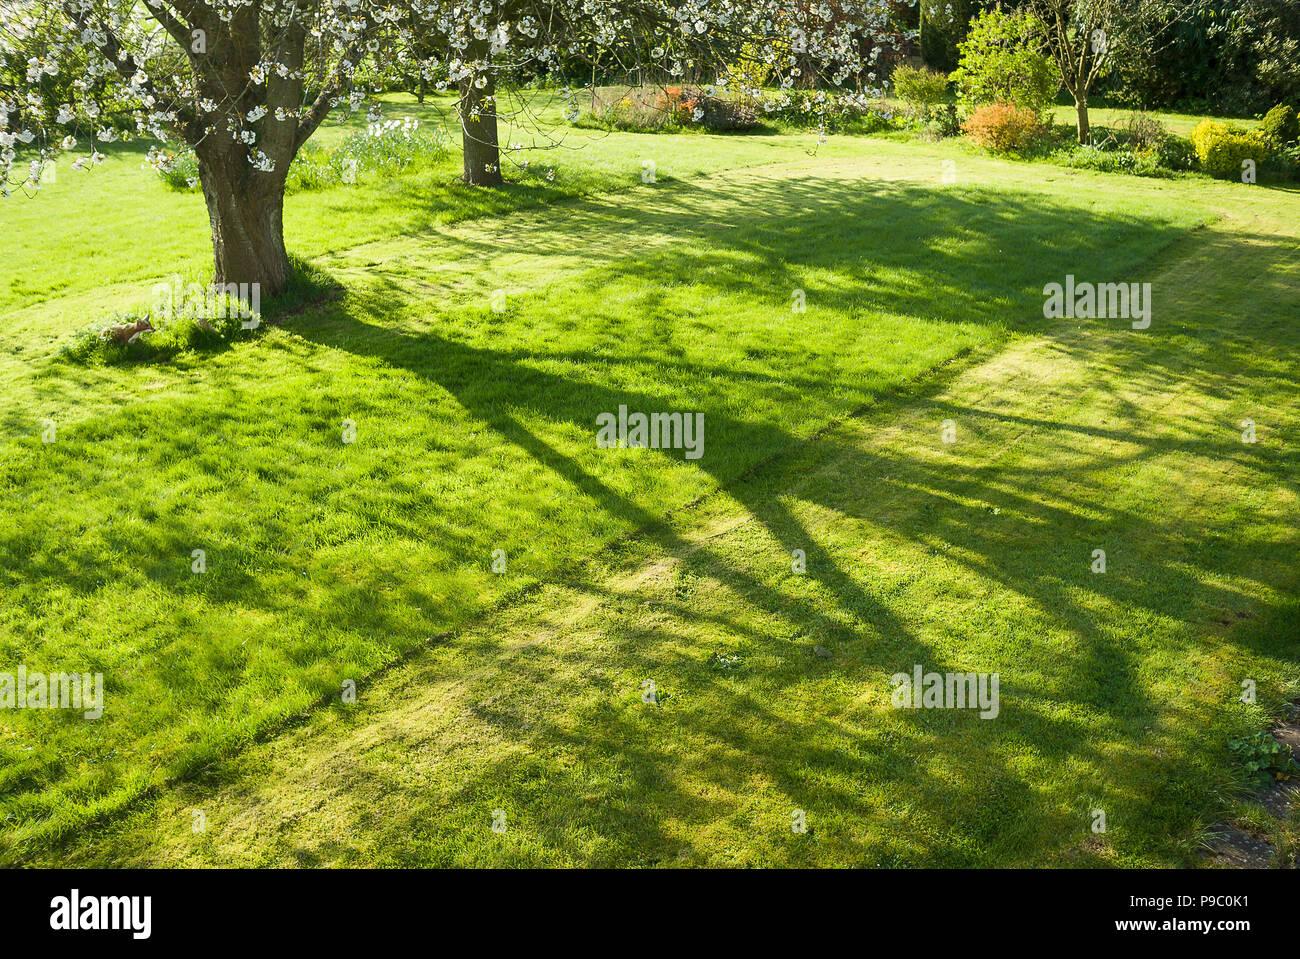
[460, 74, 503, 187]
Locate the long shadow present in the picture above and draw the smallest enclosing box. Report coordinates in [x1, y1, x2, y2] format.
[270, 176, 1300, 862]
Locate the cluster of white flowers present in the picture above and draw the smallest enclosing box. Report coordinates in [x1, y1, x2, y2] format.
[367, 115, 419, 138]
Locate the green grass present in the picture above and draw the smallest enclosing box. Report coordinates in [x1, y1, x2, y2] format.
[1, 97, 1297, 866]
[1046, 104, 1262, 137]
[1, 90, 861, 323]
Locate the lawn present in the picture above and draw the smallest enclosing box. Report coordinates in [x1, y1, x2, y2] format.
[1045, 103, 1263, 137]
[2, 95, 1297, 866]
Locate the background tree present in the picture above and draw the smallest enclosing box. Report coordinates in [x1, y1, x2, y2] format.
[920, 0, 985, 72]
[1101, 0, 1300, 115]
[1022, 0, 1113, 143]
[1022, 0, 1198, 144]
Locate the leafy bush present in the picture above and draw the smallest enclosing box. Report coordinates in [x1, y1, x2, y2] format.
[1259, 103, 1299, 146]
[1045, 115, 1195, 180]
[919, 0, 980, 73]
[892, 63, 949, 120]
[1229, 731, 1299, 788]
[1190, 120, 1273, 178]
[1120, 115, 1195, 171]
[920, 103, 963, 141]
[722, 41, 779, 94]
[1155, 134, 1198, 172]
[1057, 144, 1169, 178]
[962, 102, 1046, 153]
[1122, 113, 1167, 153]
[951, 9, 1057, 114]
[1101, 0, 1300, 116]
[1263, 142, 1300, 180]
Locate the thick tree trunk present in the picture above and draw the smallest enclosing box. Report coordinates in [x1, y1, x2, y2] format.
[460, 74, 503, 187]
[1075, 96, 1091, 145]
[196, 145, 290, 297]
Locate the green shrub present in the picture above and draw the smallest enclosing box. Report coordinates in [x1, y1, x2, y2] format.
[1263, 142, 1300, 180]
[1058, 144, 1171, 178]
[892, 63, 949, 121]
[1157, 134, 1198, 172]
[722, 42, 777, 93]
[962, 102, 1046, 153]
[1122, 113, 1168, 153]
[1058, 144, 1124, 173]
[1259, 103, 1299, 146]
[921, 103, 963, 140]
[1047, 116, 1195, 179]
[919, 0, 978, 73]
[1119, 114, 1196, 171]
[951, 9, 1057, 114]
[1190, 119, 1272, 178]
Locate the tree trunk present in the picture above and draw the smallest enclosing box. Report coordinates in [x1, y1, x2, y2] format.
[1075, 96, 1091, 145]
[460, 74, 503, 187]
[196, 146, 290, 297]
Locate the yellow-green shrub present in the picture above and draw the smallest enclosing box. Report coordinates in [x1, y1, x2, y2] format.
[1259, 104, 1298, 146]
[1190, 120, 1272, 178]
[723, 41, 780, 92]
[892, 63, 949, 120]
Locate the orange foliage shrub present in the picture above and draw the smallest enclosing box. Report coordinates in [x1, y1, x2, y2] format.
[654, 86, 695, 122]
[962, 102, 1045, 153]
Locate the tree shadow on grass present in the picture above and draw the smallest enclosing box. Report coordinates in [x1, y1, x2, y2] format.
[263, 182, 1299, 863]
